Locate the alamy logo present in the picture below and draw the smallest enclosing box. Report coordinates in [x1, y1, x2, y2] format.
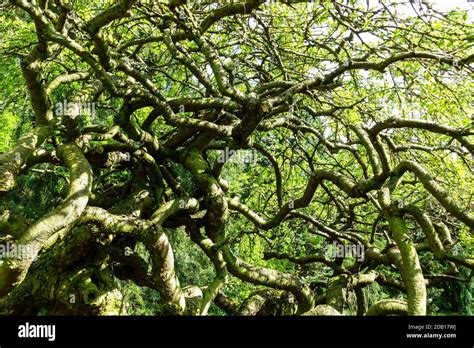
[18, 322, 56, 341]
[217, 147, 257, 164]
[325, 242, 365, 262]
[0, 242, 36, 261]
[55, 99, 96, 118]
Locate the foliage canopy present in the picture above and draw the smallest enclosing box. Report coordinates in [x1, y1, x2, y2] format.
[0, 0, 473, 316]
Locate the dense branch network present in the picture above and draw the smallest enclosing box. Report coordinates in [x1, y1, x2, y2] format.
[0, 0, 472, 316]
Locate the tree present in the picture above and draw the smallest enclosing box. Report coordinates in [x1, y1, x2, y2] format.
[0, 0, 472, 316]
